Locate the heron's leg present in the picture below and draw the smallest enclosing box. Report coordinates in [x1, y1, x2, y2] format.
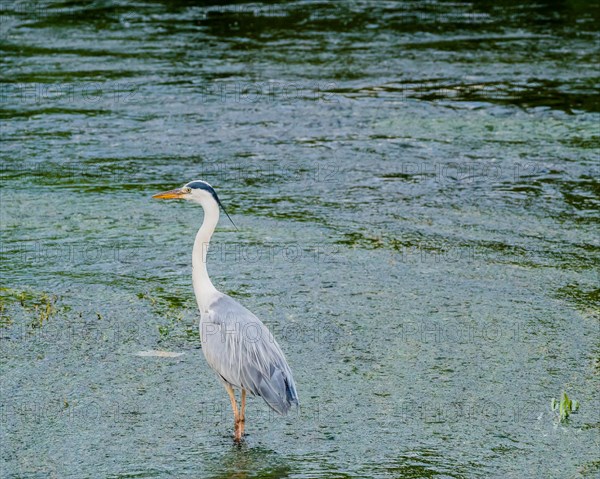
[224, 384, 241, 441]
[240, 389, 247, 436]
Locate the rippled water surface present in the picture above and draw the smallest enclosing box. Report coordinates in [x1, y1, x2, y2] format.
[1, 1, 599, 478]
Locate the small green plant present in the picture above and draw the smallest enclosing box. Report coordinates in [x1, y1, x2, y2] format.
[158, 324, 170, 337]
[0, 287, 59, 328]
[32, 293, 58, 327]
[0, 301, 11, 327]
[551, 392, 579, 423]
[139, 289, 192, 341]
[157, 311, 185, 339]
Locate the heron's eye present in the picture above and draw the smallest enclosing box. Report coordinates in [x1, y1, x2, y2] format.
[182, 187, 192, 193]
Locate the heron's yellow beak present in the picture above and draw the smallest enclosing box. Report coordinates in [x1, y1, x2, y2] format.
[152, 188, 186, 200]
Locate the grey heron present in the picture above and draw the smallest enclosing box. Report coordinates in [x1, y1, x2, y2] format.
[152, 180, 299, 442]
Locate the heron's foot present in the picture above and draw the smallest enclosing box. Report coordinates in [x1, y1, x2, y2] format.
[234, 418, 245, 442]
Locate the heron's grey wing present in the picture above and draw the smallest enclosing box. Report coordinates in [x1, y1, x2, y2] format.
[201, 295, 299, 415]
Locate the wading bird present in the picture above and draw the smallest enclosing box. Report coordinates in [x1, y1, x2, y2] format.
[153, 180, 299, 442]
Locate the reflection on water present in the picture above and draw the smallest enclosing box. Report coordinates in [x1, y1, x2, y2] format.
[206, 446, 292, 479]
[370, 449, 480, 479]
[1, 1, 599, 478]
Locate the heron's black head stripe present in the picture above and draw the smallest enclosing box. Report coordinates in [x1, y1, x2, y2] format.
[186, 180, 219, 203]
[184, 179, 237, 230]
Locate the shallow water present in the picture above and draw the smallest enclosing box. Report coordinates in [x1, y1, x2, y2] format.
[1, 1, 599, 478]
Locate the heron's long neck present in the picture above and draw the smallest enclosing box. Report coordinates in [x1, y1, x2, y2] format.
[192, 200, 220, 312]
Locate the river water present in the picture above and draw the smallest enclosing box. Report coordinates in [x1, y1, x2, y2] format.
[1, 1, 599, 478]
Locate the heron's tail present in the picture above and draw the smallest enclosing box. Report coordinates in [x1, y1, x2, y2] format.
[259, 367, 299, 416]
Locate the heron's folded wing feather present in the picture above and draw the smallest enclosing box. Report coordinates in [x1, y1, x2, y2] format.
[201, 295, 299, 415]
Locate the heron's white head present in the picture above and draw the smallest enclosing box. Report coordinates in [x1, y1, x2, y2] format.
[152, 180, 237, 228]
